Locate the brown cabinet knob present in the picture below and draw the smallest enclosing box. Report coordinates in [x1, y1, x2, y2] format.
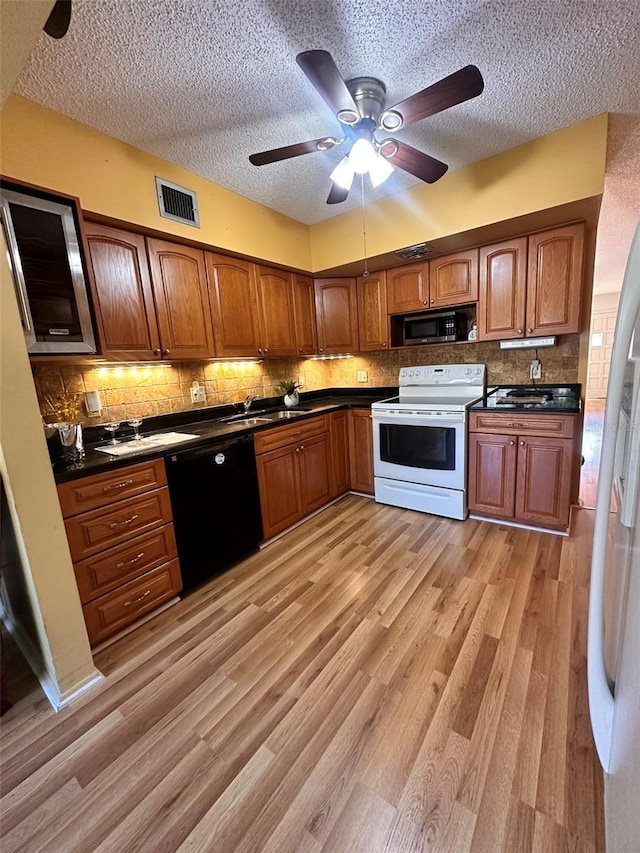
[264, 348, 268, 354]
[163, 348, 171, 356]
[423, 300, 428, 305]
[527, 328, 533, 334]
[430, 299, 435, 304]
[299, 347, 303, 352]
[520, 441, 525, 446]
[509, 440, 515, 445]
[319, 347, 324, 352]
[517, 329, 523, 334]
[154, 348, 161, 356]
[382, 342, 387, 347]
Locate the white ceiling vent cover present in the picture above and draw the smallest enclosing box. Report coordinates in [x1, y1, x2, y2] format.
[155, 177, 200, 227]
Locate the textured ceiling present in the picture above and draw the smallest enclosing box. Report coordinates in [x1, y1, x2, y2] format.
[13, 0, 640, 228]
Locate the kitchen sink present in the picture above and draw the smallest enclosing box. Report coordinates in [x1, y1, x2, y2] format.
[233, 417, 272, 426]
[266, 410, 309, 419]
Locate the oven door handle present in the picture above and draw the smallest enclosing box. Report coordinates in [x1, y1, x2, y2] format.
[372, 410, 465, 426]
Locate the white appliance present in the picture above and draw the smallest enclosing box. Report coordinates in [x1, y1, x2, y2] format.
[371, 363, 485, 520]
[588, 219, 640, 850]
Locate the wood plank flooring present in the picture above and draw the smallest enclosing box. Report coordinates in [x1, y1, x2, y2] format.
[0, 497, 604, 852]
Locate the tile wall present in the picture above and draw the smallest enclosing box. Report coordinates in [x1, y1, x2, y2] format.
[33, 334, 580, 427]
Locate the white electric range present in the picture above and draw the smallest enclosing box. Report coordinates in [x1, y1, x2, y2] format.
[371, 363, 486, 520]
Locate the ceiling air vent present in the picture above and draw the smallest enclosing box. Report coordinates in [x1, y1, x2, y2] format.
[155, 178, 200, 227]
[395, 242, 431, 261]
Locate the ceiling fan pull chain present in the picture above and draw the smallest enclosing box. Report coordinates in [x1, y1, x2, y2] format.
[361, 174, 369, 277]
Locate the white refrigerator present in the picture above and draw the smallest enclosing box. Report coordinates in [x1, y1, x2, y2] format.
[588, 218, 640, 851]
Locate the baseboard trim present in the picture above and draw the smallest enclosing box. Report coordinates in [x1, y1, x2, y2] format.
[468, 514, 568, 536]
[1, 609, 103, 712]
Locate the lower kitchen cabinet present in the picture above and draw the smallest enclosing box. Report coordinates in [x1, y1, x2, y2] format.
[329, 410, 350, 497]
[349, 408, 374, 495]
[468, 412, 578, 529]
[57, 458, 182, 646]
[255, 415, 332, 539]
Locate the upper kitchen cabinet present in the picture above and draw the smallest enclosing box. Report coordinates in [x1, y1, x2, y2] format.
[84, 222, 161, 361]
[357, 271, 388, 351]
[526, 223, 584, 336]
[477, 237, 528, 341]
[206, 253, 261, 358]
[255, 265, 297, 358]
[146, 238, 215, 359]
[292, 273, 318, 355]
[428, 248, 479, 308]
[477, 223, 584, 342]
[386, 262, 429, 314]
[314, 277, 359, 354]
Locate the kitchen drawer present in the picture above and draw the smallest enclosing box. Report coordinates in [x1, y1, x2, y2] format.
[74, 524, 178, 603]
[82, 559, 182, 646]
[58, 458, 167, 518]
[254, 414, 330, 454]
[469, 412, 576, 439]
[65, 487, 173, 561]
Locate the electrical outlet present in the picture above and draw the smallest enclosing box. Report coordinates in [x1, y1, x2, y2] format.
[83, 390, 102, 417]
[529, 359, 542, 380]
[190, 383, 206, 404]
[297, 374, 305, 387]
[357, 370, 368, 383]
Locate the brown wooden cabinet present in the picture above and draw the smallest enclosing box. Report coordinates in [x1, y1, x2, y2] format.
[84, 222, 161, 361]
[329, 410, 350, 498]
[357, 271, 388, 351]
[478, 224, 584, 342]
[477, 237, 528, 341]
[314, 277, 359, 354]
[206, 253, 261, 358]
[292, 273, 318, 355]
[468, 412, 578, 529]
[57, 458, 182, 646]
[349, 408, 374, 495]
[255, 265, 297, 357]
[386, 262, 429, 313]
[146, 238, 215, 359]
[255, 415, 332, 539]
[428, 249, 479, 307]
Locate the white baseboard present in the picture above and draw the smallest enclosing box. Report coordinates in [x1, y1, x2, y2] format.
[468, 514, 568, 536]
[1, 609, 103, 712]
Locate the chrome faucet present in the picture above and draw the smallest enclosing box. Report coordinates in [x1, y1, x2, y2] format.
[243, 394, 258, 413]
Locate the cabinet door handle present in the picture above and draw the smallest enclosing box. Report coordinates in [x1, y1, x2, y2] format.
[153, 348, 162, 356]
[382, 342, 387, 347]
[124, 589, 151, 608]
[520, 441, 525, 446]
[163, 348, 171, 356]
[299, 347, 303, 352]
[319, 347, 324, 352]
[102, 479, 133, 492]
[116, 552, 145, 570]
[264, 348, 268, 355]
[430, 299, 435, 304]
[423, 300, 428, 305]
[527, 328, 533, 334]
[296, 445, 305, 452]
[509, 440, 515, 445]
[109, 513, 139, 530]
[258, 348, 263, 354]
[517, 329, 523, 334]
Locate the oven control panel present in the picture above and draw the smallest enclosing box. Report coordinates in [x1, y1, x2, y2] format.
[399, 364, 485, 386]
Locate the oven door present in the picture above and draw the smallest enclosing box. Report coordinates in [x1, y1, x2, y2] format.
[372, 408, 466, 490]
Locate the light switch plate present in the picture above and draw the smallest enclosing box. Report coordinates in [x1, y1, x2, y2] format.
[83, 390, 102, 416]
[190, 384, 206, 404]
[357, 370, 368, 383]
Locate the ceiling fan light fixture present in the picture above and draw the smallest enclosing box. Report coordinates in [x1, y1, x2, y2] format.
[349, 138, 377, 174]
[330, 157, 355, 190]
[368, 153, 394, 188]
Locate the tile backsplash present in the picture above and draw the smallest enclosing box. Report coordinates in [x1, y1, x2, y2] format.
[33, 335, 579, 427]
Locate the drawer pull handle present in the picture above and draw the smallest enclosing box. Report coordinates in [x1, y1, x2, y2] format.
[506, 422, 523, 428]
[109, 514, 139, 530]
[116, 552, 145, 570]
[124, 589, 151, 608]
[103, 479, 134, 492]
[291, 431, 302, 437]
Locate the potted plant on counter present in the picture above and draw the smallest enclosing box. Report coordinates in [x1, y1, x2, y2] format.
[277, 380, 301, 408]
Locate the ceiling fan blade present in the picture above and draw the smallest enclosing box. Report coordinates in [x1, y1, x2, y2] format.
[296, 50, 359, 120]
[327, 183, 350, 205]
[43, 0, 72, 39]
[380, 65, 484, 131]
[380, 139, 448, 184]
[249, 137, 338, 166]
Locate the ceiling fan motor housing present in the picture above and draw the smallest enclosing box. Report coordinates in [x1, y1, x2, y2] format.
[341, 77, 387, 125]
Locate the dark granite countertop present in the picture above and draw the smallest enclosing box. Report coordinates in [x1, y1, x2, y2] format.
[470, 383, 581, 414]
[51, 387, 396, 483]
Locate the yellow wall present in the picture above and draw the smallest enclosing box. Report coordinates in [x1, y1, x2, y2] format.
[0, 95, 312, 270]
[309, 115, 609, 270]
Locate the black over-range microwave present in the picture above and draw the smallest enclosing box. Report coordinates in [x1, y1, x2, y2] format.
[402, 310, 467, 345]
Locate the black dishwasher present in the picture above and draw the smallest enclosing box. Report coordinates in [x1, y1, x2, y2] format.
[165, 433, 263, 591]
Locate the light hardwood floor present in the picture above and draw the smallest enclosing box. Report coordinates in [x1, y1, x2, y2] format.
[0, 497, 604, 852]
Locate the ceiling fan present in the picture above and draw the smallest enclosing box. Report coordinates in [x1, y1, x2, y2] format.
[249, 50, 484, 205]
[43, 0, 72, 39]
